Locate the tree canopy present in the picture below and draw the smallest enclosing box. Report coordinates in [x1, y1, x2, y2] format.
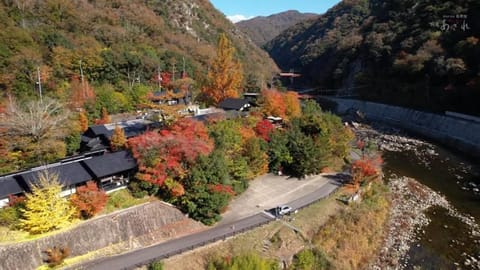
[201, 34, 244, 105]
[20, 171, 75, 234]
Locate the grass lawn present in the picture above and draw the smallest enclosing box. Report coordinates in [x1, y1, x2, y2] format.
[103, 188, 154, 214]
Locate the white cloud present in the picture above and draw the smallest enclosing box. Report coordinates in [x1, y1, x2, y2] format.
[227, 14, 254, 23]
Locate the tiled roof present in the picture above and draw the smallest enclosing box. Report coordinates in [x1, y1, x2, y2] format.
[218, 98, 250, 111]
[83, 151, 137, 178]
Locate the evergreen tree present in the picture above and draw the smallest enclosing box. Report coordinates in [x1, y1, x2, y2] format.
[21, 171, 75, 234]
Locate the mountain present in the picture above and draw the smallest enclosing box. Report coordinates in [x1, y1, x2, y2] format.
[236, 10, 319, 47]
[265, 0, 480, 115]
[0, 0, 277, 103]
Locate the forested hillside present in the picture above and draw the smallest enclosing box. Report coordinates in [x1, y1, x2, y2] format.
[0, 0, 277, 106]
[266, 0, 480, 115]
[0, 0, 279, 173]
[236, 10, 318, 47]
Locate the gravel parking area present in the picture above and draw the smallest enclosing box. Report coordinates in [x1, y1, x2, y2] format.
[218, 173, 331, 225]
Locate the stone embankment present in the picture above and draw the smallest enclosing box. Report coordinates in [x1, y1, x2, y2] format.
[328, 98, 480, 158]
[0, 201, 205, 270]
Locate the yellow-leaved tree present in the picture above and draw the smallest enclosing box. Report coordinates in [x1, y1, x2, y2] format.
[202, 33, 244, 105]
[21, 171, 75, 234]
[110, 125, 126, 151]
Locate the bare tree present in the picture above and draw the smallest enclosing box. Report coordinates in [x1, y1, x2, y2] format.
[1, 97, 70, 142]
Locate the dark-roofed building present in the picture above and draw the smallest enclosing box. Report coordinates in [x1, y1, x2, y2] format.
[218, 98, 251, 111]
[0, 151, 139, 207]
[150, 89, 192, 105]
[0, 176, 24, 207]
[81, 119, 155, 152]
[243, 92, 261, 106]
[20, 162, 93, 196]
[83, 151, 137, 191]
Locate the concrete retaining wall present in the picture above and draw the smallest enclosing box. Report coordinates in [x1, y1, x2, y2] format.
[328, 98, 480, 158]
[0, 201, 203, 270]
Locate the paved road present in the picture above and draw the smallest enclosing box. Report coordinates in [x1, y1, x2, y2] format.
[219, 173, 332, 225]
[74, 177, 342, 270]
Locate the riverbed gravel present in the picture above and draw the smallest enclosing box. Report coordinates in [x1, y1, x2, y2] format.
[350, 122, 480, 270]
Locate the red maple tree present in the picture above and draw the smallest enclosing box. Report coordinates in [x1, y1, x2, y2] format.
[129, 119, 214, 193]
[255, 119, 275, 141]
[70, 181, 108, 219]
[350, 155, 383, 187]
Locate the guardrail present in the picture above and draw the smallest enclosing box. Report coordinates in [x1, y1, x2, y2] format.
[127, 215, 273, 270]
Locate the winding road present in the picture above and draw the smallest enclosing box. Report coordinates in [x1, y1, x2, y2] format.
[73, 175, 342, 270]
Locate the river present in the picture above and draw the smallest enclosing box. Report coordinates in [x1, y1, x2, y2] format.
[383, 139, 480, 269]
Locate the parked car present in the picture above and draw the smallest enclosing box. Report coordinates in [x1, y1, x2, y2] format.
[277, 205, 292, 215]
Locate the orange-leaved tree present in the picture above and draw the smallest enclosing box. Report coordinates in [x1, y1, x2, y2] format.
[261, 89, 301, 121]
[79, 111, 89, 132]
[261, 89, 286, 118]
[350, 155, 383, 188]
[201, 33, 243, 105]
[69, 75, 96, 110]
[70, 181, 108, 219]
[284, 91, 301, 119]
[96, 107, 111, 125]
[110, 125, 126, 151]
[128, 118, 214, 196]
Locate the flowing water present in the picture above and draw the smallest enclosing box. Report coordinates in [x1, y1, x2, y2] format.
[383, 144, 480, 269]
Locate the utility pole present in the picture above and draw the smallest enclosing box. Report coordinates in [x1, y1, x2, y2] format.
[182, 56, 186, 78]
[36, 66, 43, 104]
[79, 60, 86, 98]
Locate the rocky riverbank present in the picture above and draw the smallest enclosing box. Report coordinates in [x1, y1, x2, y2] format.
[371, 175, 480, 269]
[349, 122, 480, 269]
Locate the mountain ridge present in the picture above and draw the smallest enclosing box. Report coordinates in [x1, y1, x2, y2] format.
[265, 0, 480, 115]
[236, 10, 319, 47]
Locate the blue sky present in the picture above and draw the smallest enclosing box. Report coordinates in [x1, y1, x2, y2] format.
[209, 0, 340, 22]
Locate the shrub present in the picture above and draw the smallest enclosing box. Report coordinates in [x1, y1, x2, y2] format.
[291, 248, 332, 270]
[44, 246, 70, 267]
[350, 155, 383, 187]
[70, 181, 108, 219]
[148, 260, 164, 270]
[0, 207, 19, 228]
[207, 252, 278, 270]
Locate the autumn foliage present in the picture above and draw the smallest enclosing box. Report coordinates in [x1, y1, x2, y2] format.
[128, 118, 214, 194]
[255, 119, 275, 141]
[79, 111, 89, 132]
[201, 33, 243, 105]
[350, 155, 383, 187]
[110, 125, 126, 151]
[96, 107, 111, 125]
[261, 89, 301, 121]
[44, 246, 70, 267]
[21, 171, 75, 234]
[69, 75, 96, 109]
[70, 181, 108, 219]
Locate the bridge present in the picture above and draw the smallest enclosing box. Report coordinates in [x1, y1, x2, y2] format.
[295, 85, 365, 98]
